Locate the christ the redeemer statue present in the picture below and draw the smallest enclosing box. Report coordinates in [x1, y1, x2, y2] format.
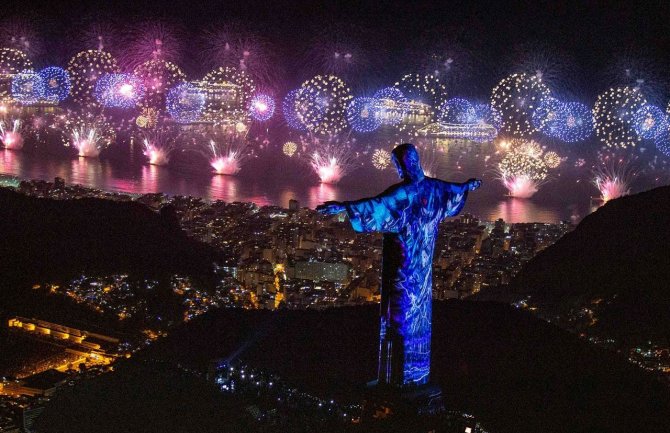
[317, 143, 481, 388]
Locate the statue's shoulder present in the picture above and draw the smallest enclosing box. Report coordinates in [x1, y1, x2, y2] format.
[420, 176, 445, 189]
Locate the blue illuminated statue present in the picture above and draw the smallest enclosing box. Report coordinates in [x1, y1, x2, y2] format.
[317, 143, 481, 388]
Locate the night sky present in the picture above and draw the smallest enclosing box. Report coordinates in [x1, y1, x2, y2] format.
[3, 0, 670, 99]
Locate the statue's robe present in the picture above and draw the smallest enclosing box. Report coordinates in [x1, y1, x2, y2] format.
[344, 178, 469, 387]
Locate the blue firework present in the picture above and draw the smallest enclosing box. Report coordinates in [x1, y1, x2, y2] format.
[437, 97, 476, 123]
[166, 82, 205, 123]
[531, 96, 563, 137]
[654, 124, 670, 157]
[248, 93, 275, 122]
[555, 101, 593, 143]
[94, 73, 145, 109]
[282, 89, 307, 131]
[632, 104, 667, 140]
[372, 86, 408, 126]
[346, 96, 381, 132]
[11, 70, 44, 104]
[38, 66, 71, 103]
[472, 103, 502, 129]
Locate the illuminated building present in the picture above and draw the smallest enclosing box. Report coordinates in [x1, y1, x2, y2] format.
[0, 370, 68, 397]
[417, 122, 498, 142]
[374, 98, 432, 129]
[7, 317, 120, 368]
[294, 261, 350, 283]
[192, 79, 247, 124]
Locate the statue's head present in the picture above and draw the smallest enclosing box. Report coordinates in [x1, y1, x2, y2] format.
[391, 143, 425, 182]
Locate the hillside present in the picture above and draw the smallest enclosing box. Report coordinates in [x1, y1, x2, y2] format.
[35, 301, 670, 433]
[477, 186, 670, 342]
[0, 188, 219, 290]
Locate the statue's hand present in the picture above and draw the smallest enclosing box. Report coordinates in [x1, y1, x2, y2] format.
[467, 178, 482, 191]
[316, 201, 346, 215]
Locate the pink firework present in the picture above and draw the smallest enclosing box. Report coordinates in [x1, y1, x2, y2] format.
[0, 17, 41, 58]
[497, 150, 549, 198]
[66, 117, 115, 158]
[142, 129, 178, 166]
[79, 22, 119, 52]
[201, 24, 274, 85]
[592, 163, 635, 203]
[0, 119, 24, 150]
[203, 123, 252, 175]
[501, 175, 540, 199]
[122, 21, 183, 69]
[210, 153, 241, 175]
[305, 23, 384, 83]
[301, 132, 358, 184]
[311, 154, 345, 184]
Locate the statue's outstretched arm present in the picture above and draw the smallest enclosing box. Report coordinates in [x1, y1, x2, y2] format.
[316, 183, 404, 216]
[450, 178, 482, 194]
[317, 184, 407, 233]
[316, 201, 346, 215]
[439, 178, 482, 218]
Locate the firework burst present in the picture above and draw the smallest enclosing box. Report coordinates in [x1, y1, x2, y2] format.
[134, 59, 186, 110]
[592, 162, 635, 202]
[295, 75, 352, 135]
[300, 132, 358, 184]
[437, 98, 476, 124]
[605, 49, 670, 105]
[67, 50, 119, 106]
[141, 127, 179, 166]
[0, 118, 24, 150]
[248, 93, 275, 122]
[38, 66, 71, 103]
[0, 17, 41, 58]
[632, 104, 667, 140]
[79, 22, 119, 53]
[543, 151, 562, 168]
[491, 72, 551, 138]
[282, 89, 308, 131]
[514, 139, 544, 158]
[70, 125, 108, 158]
[498, 150, 549, 198]
[201, 23, 274, 85]
[371, 148, 391, 170]
[593, 86, 647, 148]
[122, 21, 183, 69]
[204, 123, 252, 175]
[94, 73, 145, 109]
[346, 96, 381, 133]
[304, 23, 386, 84]
[282, 141, 298, 157]
[508, 42, 579, 96]
[555, 101, 593, 143]
[61, 112, 115, 158]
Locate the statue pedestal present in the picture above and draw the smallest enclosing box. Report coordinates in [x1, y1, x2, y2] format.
[361, 381, 445, 422]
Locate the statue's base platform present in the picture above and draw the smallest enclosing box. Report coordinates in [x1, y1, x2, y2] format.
[361, 380, 445, 421]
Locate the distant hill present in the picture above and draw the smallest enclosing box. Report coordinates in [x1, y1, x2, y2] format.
[36, 301, 670, 433]
[476, 186, 670, 343]
[0, 188, 219, 289]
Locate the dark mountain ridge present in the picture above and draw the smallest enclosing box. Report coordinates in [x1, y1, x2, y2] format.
[36, 301, 670, 433]
[477, 186, 670, 342]
[0, 187, 219, 289]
